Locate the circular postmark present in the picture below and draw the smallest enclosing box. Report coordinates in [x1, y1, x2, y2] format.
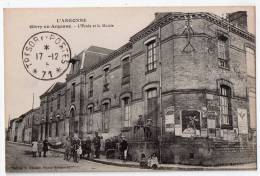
[22, 31, 71, 80]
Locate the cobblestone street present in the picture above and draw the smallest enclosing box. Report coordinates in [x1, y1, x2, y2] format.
[6, 142, 149, 172]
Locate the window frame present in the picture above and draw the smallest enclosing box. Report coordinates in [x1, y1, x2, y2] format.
[71, 83, 76, 103]
[145, 39, 157, 73]
[87, 106, 94, 133]
[217, 34, 229, 69]
[103, 67, 110, 92]
[122, 97, 131, 127]
[102, 102, 110, 132]
[88, 76, 94, 98]
[121, 56, 130, 85]
[219, 85, 232, 129]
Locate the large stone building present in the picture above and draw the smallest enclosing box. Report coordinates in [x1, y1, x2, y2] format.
[8, 11, 256, 165]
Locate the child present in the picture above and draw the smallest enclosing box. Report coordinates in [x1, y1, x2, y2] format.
[140, 153, 147, 168]
[147, 153, 159, 169]
[32, 140, 38, 157]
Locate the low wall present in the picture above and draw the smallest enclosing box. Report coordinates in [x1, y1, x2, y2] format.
[161, 137, 256, 166]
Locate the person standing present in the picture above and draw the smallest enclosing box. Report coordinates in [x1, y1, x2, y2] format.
[71, 134, 81, 163]
[37, 140, 43, 157]
[120, 136, 128, 161]
[43, 138, 49, 157]
[63, 137, 71, 161]
[31, 140, 38, 157]
[85, 137, 92, 159]
[92, 132, 101, 158]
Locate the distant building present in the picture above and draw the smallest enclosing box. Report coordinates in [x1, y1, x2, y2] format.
[8, 12, 256, 165]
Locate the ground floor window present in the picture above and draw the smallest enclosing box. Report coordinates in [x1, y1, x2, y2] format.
[122, 97, 131, 127]
[102, 103, 110, 132]
[87, 106, 93, 133]
[220, 85, 232, 126]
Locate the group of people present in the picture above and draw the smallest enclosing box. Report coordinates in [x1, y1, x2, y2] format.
[63, 132, 103, 163]
[31, 139, 49, 157]
[31, 131, 158, 169]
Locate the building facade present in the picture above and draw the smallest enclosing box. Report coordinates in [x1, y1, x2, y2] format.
[7, 11, 256, 165]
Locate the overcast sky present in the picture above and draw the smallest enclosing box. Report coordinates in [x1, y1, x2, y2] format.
[4, 6, 255, 127]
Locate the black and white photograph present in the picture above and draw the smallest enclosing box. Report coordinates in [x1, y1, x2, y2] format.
[3, 5, 256, 173]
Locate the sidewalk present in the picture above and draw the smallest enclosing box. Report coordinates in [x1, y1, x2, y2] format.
[7, 141, 257, 170]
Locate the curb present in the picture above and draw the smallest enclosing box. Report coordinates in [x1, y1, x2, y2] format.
[89, 158, 139, 168]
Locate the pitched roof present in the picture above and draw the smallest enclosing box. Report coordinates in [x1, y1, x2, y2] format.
[40, 82, 65, 98]
[82, 46, 113, 70]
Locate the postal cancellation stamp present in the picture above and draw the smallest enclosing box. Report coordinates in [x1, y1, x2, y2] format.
[22, 31, 71, 80]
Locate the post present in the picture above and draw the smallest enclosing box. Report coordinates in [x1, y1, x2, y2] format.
[158, 25, 163, 163]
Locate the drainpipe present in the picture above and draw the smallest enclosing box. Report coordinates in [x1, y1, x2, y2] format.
[158, 25, 163, 163]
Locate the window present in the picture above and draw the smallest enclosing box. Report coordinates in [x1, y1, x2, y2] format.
[41, 102, 44, 114]
[55, 122, 59, 136]
[49, 123, 52, 137]
[146, 40, 157, 72]
[57, 94, 60, 109]
[122, 97, 131, 127]
[217, 35, 229, 68]
[249, 90, 256, 130]
[147, 88, 158, 123]
[50, 97, 53, 112]
[122, 57, 130, 85]
[220, 85, 232, 126]
[89, 76, 94, 97]
[65, 90, 67, 107]
[103, 68, 109, 92]
[71, 83, 76, 102]
[102, 103, 110, 132]
[246, 47, 255, 78]
[87, 106, 93, 133]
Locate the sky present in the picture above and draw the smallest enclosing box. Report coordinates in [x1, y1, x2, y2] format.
[4, 6, 255, 127]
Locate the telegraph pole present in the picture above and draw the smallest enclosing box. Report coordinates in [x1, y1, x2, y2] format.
[158, 25, 163, 163]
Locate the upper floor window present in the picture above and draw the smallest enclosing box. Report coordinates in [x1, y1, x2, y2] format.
[102, 103, 110, 132]
[103, 67, 110, 92]
[220, 85, 232, 126]
[89, 76, 94, 97]
[57, 93, 60, 109]
[146, 40, 157, 72]
[50, 97, 53, 112]
[122, 57, 130, 85]
[217, 35, 229, 69]
[65, 90, 67, 107]
[246, 47, 255, 78]
[71, 83, 76, 102]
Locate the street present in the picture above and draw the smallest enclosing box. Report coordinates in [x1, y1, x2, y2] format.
[6, 142, 148, 172]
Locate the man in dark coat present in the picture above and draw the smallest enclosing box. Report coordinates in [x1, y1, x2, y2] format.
[120, 136, 128, 161]
[43, 138, 49, 157]
[92, 132, 101, 158]
[85, 137, 92, 159]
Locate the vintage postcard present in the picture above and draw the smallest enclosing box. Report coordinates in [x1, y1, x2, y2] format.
[4, 6, 256, 172]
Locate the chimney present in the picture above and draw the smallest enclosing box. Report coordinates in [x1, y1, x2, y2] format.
[227, 11, 248, 31]
[154, 12, 172, 20]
